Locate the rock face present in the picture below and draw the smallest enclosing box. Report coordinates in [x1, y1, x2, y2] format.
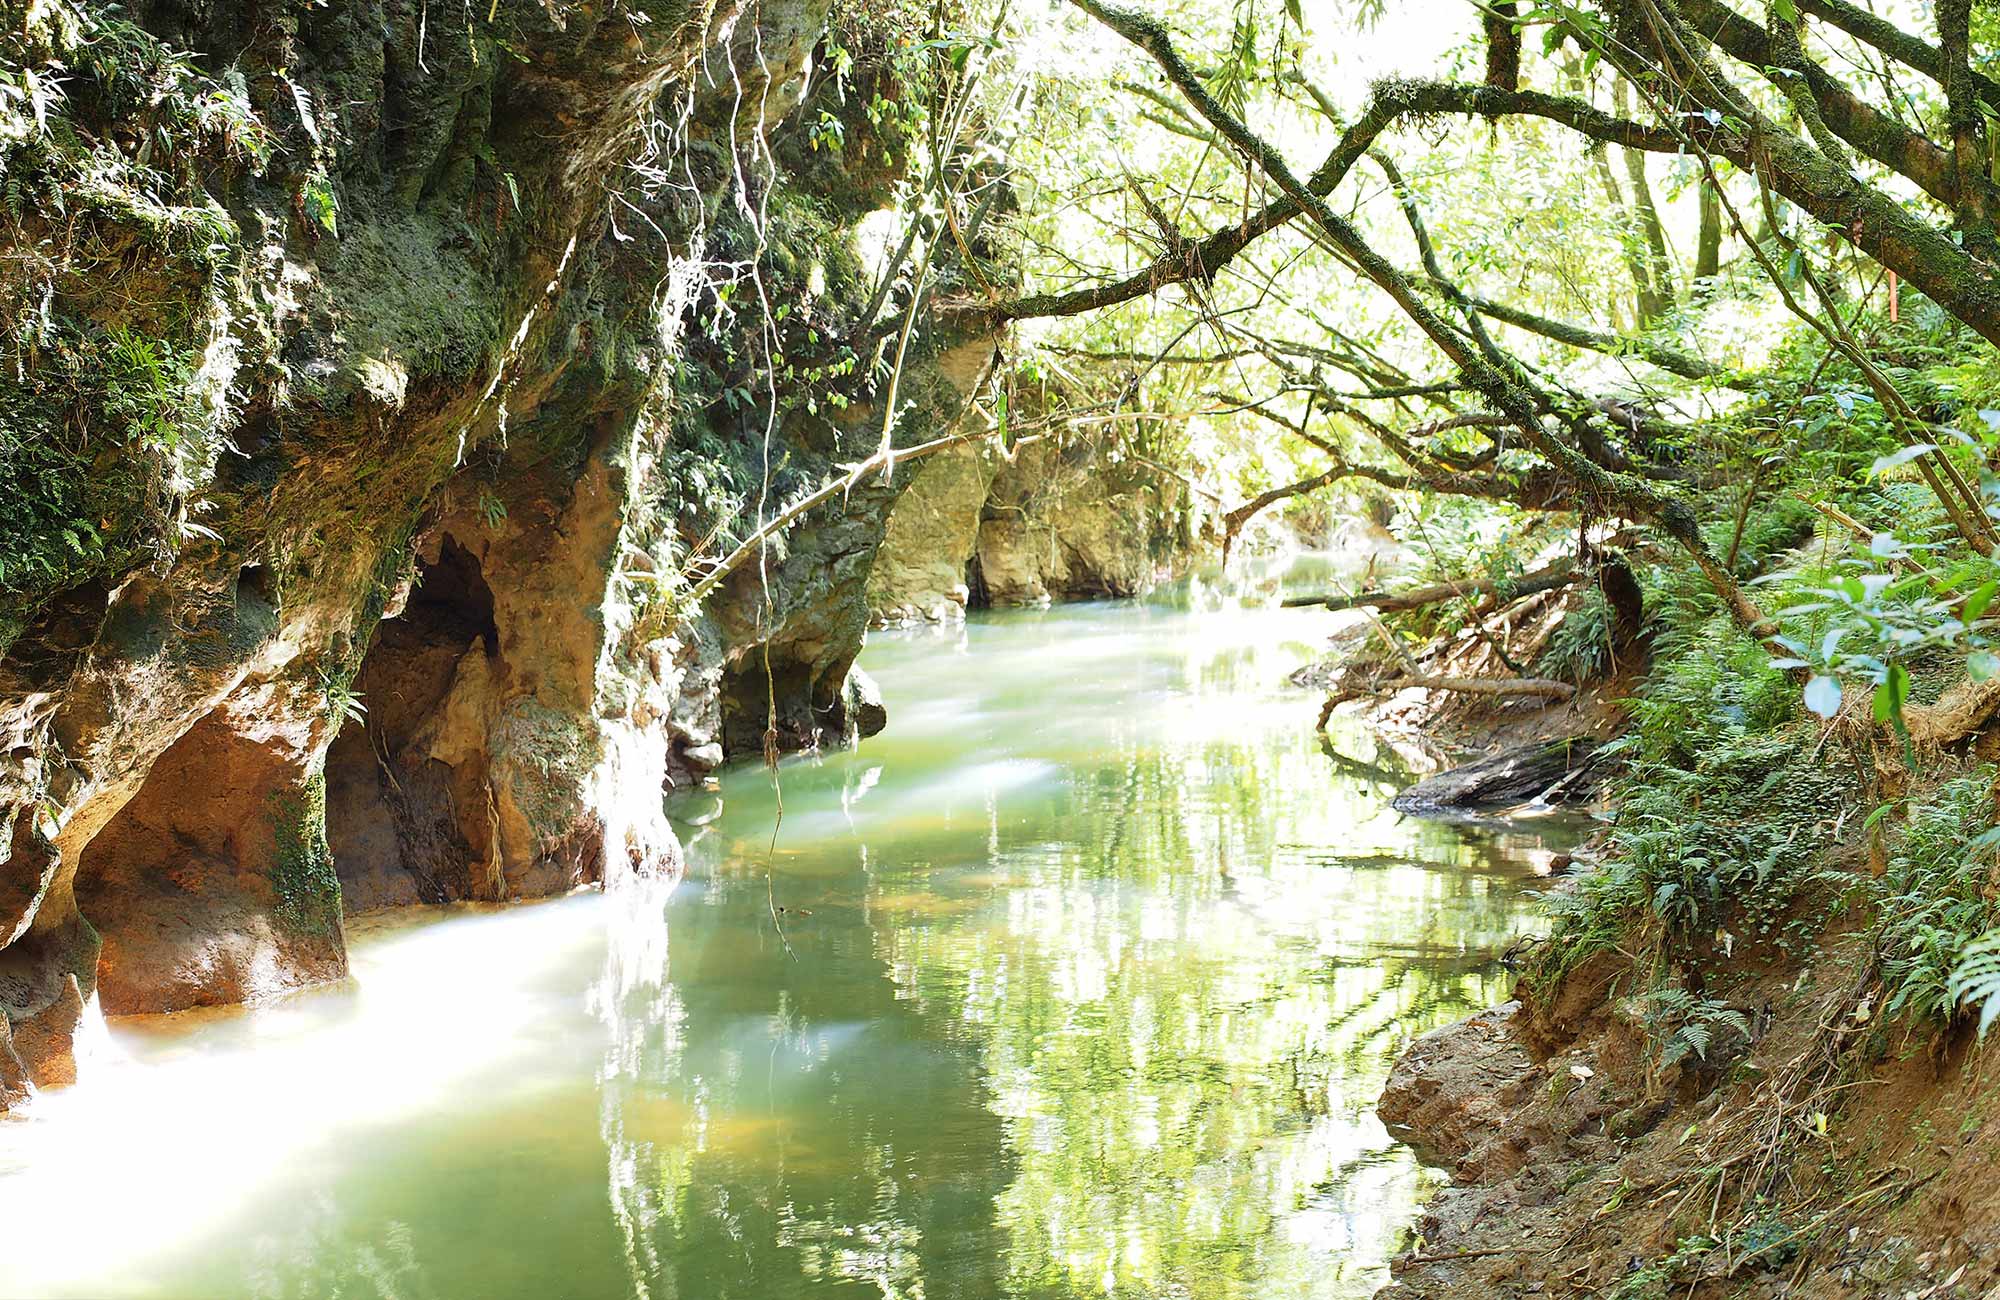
[975, 441, 1172, 605]
[868, 437, 1195, 621]
[0, 0, 977, 1098]
[866, 446, 993, 623]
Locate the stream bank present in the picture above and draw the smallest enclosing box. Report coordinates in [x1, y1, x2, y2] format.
[1336, 582, 2000, 1300]
[0, 0, 988, 1096]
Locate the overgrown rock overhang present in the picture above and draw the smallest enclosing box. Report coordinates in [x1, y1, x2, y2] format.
[0, 0, 985, 1100]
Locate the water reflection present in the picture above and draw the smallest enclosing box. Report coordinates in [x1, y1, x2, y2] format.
[634, 586, 1571, 1299]
[0, 562, 1573, 1299]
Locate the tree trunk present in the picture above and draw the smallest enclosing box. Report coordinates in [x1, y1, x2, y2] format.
[1616, 79, 1674, 323]
[1696, 180, 1723, 283]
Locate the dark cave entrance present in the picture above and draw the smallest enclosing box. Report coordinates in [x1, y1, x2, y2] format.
[324, 535, 503, 911]
[964, 549, 992, 611]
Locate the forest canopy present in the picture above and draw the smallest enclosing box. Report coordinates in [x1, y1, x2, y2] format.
[843, 0, 2000, 735]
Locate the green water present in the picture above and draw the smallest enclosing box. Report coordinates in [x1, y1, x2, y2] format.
[0, 571, 1571, 1299]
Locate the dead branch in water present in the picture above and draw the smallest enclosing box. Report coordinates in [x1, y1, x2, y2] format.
[1284, 559, 1578, 612]
[1316, 670, 1577, 729]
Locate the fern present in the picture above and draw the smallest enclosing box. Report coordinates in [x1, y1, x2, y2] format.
[1875, 771, 2000, 1028]
[1645, 987, 1752, 1070]
[1538, 585, 1614, 684]
[1948, 931, 2000, 1037]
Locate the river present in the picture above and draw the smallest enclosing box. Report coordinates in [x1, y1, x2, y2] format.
[0, 565, 1572, 1299]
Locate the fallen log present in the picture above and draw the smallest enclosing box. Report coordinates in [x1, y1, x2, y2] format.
[1391, 737, 1607, 812]
[1284, 559, 1577, 612]
[1902, 676, 2000, 745]
[1391, 673, 1576, 700]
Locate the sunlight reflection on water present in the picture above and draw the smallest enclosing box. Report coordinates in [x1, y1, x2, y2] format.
[0, 557, 1578, 1299]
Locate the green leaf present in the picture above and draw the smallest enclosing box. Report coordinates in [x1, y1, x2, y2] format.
[1870, 443, 1938, 476]
[1973, 650, 2000, 681]
[1873, 662, 1911, 725]
[1805, 675, 1842, 718]
[1966, 578, 1998, 623]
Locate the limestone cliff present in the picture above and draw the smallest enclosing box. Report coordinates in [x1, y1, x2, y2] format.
[0, 0, 977, 1097]
[868, 436, 1198, 622]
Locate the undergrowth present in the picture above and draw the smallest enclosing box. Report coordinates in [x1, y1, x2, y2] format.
[1536, 552, 2000, 1045]
[1535, 606, 1840, 992]
[1868, 771, 2000, 1027]
[1, 0, 263, 649]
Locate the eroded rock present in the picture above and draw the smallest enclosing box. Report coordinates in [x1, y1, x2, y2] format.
[0, 0, 974, 1102]
[79, 704, 343, 1015]
[974, 442, 1170, 605]
[867, 445, 994, 624]
[0, 1013, 30, 1107]
[1381, 1002, 1542, 1176]
[867, 434, 1199, 621]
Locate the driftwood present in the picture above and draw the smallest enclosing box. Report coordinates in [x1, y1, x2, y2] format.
[1284, 559, 1577, 612]
[1391, 737, 1607, 813]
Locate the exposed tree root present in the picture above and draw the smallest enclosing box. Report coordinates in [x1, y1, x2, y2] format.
[1902, 677, 2000, 745]
[1318, 671, 1577, 730]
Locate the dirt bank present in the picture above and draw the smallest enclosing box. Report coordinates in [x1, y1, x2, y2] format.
[1377, 863, 2000, 1300]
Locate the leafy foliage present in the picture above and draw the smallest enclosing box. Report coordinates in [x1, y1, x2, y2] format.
[0, 0, 261, 645]
[1536, 608, 1841, 986]
[1873, 772, 2000, 1026]
[1642, 987, 1751, 1071]
[1537, 586, 1613, 684]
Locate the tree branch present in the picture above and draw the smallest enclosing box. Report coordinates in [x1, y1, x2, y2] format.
[1458, 292, 1725, 379]
[1675, 0, 1980, 213]
[1796, 0, 2000, 107]
[1283, 559, 1579, 611]
[1070, 0, 1776, 639]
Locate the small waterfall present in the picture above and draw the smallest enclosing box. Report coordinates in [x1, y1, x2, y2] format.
[66, 987, 120, 1078]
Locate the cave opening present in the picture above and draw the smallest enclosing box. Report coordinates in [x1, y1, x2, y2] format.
[324, 535, 502, 911]
[964, 551, 991, 611]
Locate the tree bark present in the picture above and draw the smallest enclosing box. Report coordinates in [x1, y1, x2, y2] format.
[1937, 0, 1996, 256]
[1615, 79, 1674, 323]
[1485, 0, 1522, 90]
